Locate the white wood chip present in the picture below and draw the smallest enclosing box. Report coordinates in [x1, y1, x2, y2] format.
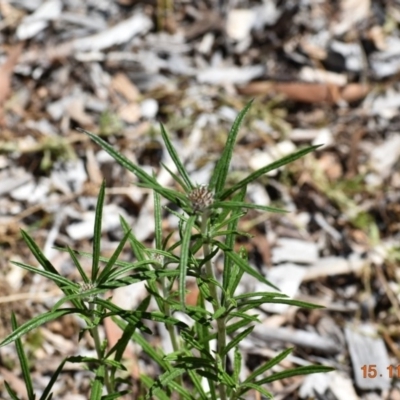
[330, 41, 364, 72]
[73, 13, 152, 52]
[299, 371, 331, 398]
[370, 36, 400, 78]
[66, 204, 130, 240]
[302, 255, 364, 281]
[252, 325, 339, 354]
[226, 9, 256, 41]
[197, 65, 264, 84]
[300, 371, 359, 400]
[16, 0, 62, 40]
[272, 238, 319, 264]
[330, 371, 360, 400]
[299, 66, 347, 85]
[290, 128, 327, 141]
[369, 134, 400, 178]
[332, 0, 371, 35]
[371, 89, 400, 118]
[249, 141, 297, 176]
[0, 168, 32, 196]
[261, 264, 306, 313]
[10, 177, 50, 203]
[50, 159, 87, 194]
[140, 98, 158, 119]
[345, 323, 391, 390]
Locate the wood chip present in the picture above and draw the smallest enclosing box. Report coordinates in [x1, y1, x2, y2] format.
[345, 323, 391, 390]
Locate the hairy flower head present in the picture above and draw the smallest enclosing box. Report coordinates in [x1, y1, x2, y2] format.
[187, 185, 214, 213]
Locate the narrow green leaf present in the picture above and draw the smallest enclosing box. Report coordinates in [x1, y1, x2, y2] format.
[212, 201, 287, 214]
[226, 246, 247, 298]
[175, 357, 214, 369]
[163, 351, 185, 362]
[226, 316, 259, 334]
[92, 180, 106, 281]
[0, 309, 85, 347]
[237, 298, 325, 311]
[147, 248, 180, 263]
[78, 128, 158, 187]
[165, 381, 194, 400]
[234, 292, 289, 301]
[210, 230, 251, 239]
[160, 123, 193, 191]
[135, 181, 189, 207]
[221, 326, 254, 357]
[180, 330, 214, 360]
[254, 365, 335, 386]
[11, 261, 78, 292]
[131, 331, 169, 371]
[104, 267, 180, 287]
[154, 190, 163, 250]
[67, 356, 125, 370]
[196, 369, 219, 382]
[140, 375, 170, 400]
[212, 210, 246, 232]
[20, 229, 59, 275]
[219, 144, 321, 200]
[209, 100, 253, 195]
[137, 294, 152, 312]
[97, 227, 131, 284]
[233, 346, 242, 383]
[238, 382, 273, 398]
[11, 313, 35, 400]
[213, 306, 227, 320]
[161, 162, 190, 193]
[217, 367, 236, 388]
[226, 311, 259, 324]
[40, 358, 68, 400]
[201, 315, 258, 344]
[163, 206, 189, 225]
[101, 391, 131, 400]
[136, 311, 188, 327]
[90, 365, 105, 400]
[66, 246, 89, 284]
[106, 322, 136, 360]
[83, 128, 190, 207]
[18, 230, 82, 309]
[222, 186, 246, 299]
[51, 288, 107, 311]
[162, 230, 174, 250]
[214, 240, 279, 290]
[179, 215, 196, 308]
[148, 368, 186, 399]
[4, 381, 20, 400]
[92, 299, 150, 333]
[245, 347, 293, 383]
[120, 216, 147, 262]
[186, 369, 207, 399]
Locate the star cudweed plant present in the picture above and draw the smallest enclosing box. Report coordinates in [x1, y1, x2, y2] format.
[1, 101, 334, 400]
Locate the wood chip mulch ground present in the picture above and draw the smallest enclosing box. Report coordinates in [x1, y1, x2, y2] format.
[0, 1, 400, 399]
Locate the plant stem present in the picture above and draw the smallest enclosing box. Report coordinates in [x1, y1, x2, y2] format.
[201, 210, 227, 400]
[161, 277, 180, 352]
[159, 267, 183, 398]
[89, 302, 113, 394]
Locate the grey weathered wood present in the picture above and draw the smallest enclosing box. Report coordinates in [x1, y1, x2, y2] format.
[345, 323, 391, 390]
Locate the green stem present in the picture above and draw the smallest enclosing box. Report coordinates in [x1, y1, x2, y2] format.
[89, 302, 113, 394]
[162, 277, 180, 352]
[159, 269, 183, 398]
[201, 211, 227, 400]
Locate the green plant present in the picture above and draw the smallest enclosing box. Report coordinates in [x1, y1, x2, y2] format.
[0, 101, 333, 399]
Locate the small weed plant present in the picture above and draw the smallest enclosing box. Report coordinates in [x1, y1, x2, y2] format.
[1, 101, 334, 399]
